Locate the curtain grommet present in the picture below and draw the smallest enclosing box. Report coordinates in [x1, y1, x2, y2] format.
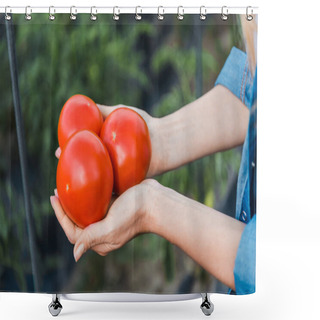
[200, 6, 207, 20]
[246, 6, 253, 21]
[70, 6, 77, 21]
[49, 6, 55, 21]
[177, 6, 184, 21]
[221, 6, 228, 21]
[25, 6, 32, 21]
[5, 6, 12, 21]
[90, 6, 97, 21]
[113, 6, 120, 21]
[157, 6, 164, 20]
[135, 6, 142, 21]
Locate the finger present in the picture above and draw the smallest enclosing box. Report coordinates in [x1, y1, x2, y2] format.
[79, 195, 116, 256]
[96, 104, 117, 119]
[55, 147, 61, 159]
[50, 195, 81, 244]
[73, 221, 108, 262]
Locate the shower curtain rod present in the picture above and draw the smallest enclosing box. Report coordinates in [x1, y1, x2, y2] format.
[0, 6, 258, 16]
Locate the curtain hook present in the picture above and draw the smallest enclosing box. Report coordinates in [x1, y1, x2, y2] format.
[25, 6, 32, 21]
[177, 6, 184, 21]
[200, 6, 207, 20]
[157, 6, 164, 20]
[5, 6, 12, 21]
[246, 6, 253, 21]
[70, 6, 77, 21]
[135, 6, 142, 21]
[221, 6, 228, 21]
[49, 6, 56, 21]
[113, 6, 120, 21]
[90, 6, 97, 21]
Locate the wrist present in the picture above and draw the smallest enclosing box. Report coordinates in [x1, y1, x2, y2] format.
[147, 117, 163, 177]
[140, 179, 181, 239]
[139, 179, 163, 233]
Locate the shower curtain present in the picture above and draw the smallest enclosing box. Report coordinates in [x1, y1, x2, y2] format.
[0, 10, 257, 297]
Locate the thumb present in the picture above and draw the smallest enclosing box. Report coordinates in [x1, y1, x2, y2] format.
[73, 221, 106, 262]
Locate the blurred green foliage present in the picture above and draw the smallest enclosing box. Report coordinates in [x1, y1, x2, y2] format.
[0, 14, 244, 292]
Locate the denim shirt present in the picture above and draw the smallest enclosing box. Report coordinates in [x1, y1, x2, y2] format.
[215, 47, 257, 294]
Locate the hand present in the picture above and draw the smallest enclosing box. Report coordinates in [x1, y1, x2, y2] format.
[50, 179, 155, 262]
[55, 103, 163, 177]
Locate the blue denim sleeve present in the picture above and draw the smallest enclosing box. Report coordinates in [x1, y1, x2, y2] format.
[215, 47, 253, 109]
[215, 46, 256, 294]
[234, 215, 256, 294]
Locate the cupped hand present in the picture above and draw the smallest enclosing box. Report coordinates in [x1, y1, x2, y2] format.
[50, 180, 155, 262]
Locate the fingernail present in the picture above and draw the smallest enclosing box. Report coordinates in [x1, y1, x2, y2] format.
[74, 243, 84, 262]
[54, 189, 58, 197]
[55, 148, 61, 158]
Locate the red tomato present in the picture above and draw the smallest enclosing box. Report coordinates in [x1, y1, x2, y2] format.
[56, 130, 113, 228]
[100, 108, 152, 195]
[58, 94, 103, 148]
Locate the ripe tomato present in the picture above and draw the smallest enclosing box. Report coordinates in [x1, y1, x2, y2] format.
[100, 108, 152, 195]
[58, 94, 103, 148]
[56, 130, 113, 228]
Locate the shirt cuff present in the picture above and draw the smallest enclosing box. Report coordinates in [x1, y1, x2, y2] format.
[215, 47, 253, 109]
[233, 215, 256, 294]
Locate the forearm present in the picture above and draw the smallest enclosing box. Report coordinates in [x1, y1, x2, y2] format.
[145, 180, 245, 291]
[149, 85, 249, 176]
